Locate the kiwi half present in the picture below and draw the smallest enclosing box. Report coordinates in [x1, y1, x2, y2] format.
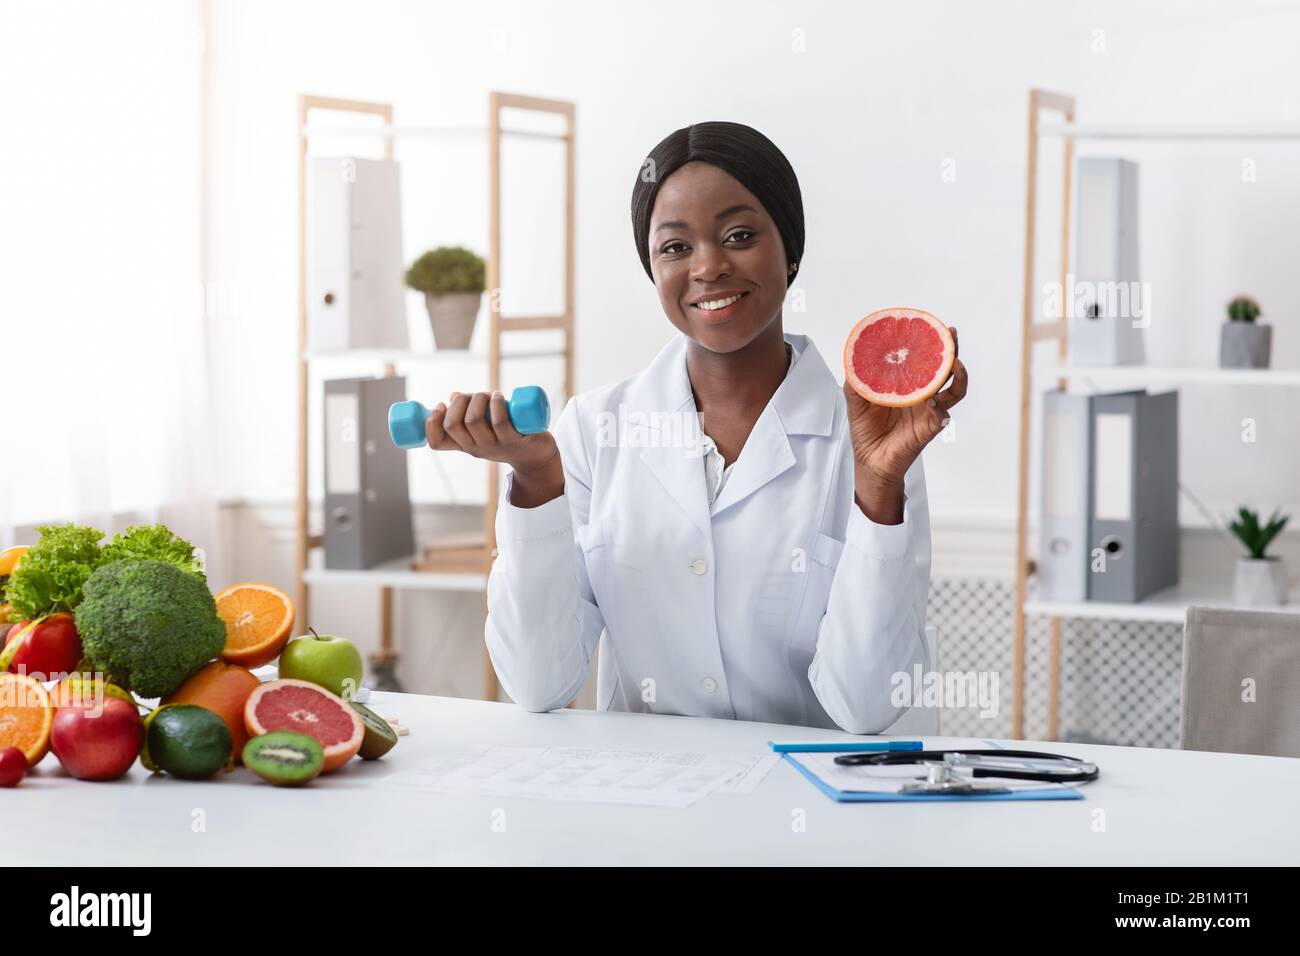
[351, 702, 398, 760]
[243, 732, 325, 786]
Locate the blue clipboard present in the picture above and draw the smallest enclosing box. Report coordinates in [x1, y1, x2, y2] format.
[768, 739, 1085, 803]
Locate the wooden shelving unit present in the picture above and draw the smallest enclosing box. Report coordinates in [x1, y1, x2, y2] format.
[1013, 89, 1300, 740]
[294, 91, 576, 700]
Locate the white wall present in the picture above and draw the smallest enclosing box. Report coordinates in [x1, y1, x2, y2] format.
[1, 0, 216, 549]
[202, 0, 1300, 694]
[208, 0, 1300, 519]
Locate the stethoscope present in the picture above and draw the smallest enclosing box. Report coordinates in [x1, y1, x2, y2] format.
[833, 749, 1100, 795]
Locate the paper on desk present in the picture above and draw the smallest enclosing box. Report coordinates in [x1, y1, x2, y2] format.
[386, 747, 778, 808]
[711, 753, 780, 794]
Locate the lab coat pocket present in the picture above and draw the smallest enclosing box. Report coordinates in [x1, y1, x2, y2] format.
[810, 531, 845, 573]
[792, 532, 845, 645]
[781, 532, 846, 723]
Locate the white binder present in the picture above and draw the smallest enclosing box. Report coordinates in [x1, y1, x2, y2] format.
[307, 157, 408, 352]
[1069, 157, 1146, 367]
[1038, 391, 1093, 601]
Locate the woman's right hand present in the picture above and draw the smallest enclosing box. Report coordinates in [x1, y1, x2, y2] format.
[426, 390, 564, 507]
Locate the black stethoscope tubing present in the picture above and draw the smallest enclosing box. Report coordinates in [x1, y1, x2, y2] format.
[832, 749, 1100, 784]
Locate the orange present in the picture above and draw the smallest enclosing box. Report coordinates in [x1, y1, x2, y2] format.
[0, 672, 53, 766]
[0, 545, 29, 577]
[0, 545, 29, 623]
[214, 582, 295, 668]
[163, 661, 261, 762]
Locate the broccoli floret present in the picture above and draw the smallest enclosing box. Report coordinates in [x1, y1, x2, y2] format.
[75, 559, 226, 698]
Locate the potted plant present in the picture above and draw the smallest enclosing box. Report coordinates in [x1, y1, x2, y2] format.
[1219, 295, 1272, 369]
[1228, 506, 1290, 606]
[405, 246, 486, 350]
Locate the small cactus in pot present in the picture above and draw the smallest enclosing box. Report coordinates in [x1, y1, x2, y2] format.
[1226, 295, 1261, 324]
[1219, 295, 1272, 369]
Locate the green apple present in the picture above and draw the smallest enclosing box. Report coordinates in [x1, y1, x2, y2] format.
[278, 630, 364, 699]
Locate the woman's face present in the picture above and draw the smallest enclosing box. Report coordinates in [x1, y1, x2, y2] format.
[648, 161, 789, 354]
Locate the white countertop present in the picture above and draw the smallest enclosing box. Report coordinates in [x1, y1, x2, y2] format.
[20, 692, 1300, 865]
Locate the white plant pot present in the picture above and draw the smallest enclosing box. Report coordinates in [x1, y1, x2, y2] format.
[1232, 556, 1289, 607]
[425, 291, 482, 350]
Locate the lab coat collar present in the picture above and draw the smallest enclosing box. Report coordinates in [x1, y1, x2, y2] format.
[772, 333, 838, 438]
[628, 331, 839, 533]
[629, 331, 837, 435]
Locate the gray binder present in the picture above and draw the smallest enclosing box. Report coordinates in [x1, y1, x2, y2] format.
[1087, 389, 1179, 603]
[1038, 391, 1093, 602]
[324, 376, 415, 569]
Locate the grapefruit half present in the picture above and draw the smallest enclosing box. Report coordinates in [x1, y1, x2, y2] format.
[244, 678, 363, 773]
[844, 308, 955, 408]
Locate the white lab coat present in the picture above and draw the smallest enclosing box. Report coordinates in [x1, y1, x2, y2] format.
[485, 332, 932, 734]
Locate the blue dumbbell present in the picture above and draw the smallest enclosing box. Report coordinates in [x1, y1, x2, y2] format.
[388, 386, 551, 450]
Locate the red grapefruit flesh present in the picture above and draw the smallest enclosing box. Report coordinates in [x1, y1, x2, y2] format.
[244, 679, 363, 773]
[844, 308, 955, 407]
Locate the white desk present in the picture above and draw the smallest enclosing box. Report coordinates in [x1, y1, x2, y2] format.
[21, 692, 1300, 865]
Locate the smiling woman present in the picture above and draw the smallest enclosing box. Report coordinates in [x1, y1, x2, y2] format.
[627, 124, 811, 471]
[631, 122, 804, 287]
[432, 119, 967, 733]
[632, 125, 804, 360]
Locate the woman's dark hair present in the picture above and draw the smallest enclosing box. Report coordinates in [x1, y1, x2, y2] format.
[631, 121, 804, 287]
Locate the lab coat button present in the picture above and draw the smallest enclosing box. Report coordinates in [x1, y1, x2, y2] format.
[689, 559, 707, 575]
[701, 677, 718, 693]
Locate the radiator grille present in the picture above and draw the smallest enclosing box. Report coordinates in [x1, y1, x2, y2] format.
[928, 576, 1183, 748]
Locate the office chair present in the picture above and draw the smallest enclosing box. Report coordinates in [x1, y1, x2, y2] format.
[1180, 605, 1300, 758]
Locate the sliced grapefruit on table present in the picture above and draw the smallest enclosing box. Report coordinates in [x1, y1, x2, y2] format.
[844, 307, 955, 408]
[0, 672, 53, 766]
[245, 679, 363, 773]
[215, 582, 295, 668]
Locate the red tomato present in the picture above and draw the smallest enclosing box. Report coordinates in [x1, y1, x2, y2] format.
[4, 613, 83, 679]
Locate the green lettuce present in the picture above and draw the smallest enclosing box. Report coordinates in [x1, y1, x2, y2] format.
[3, 523, 105, 620]
[100, 524, 206, 580]
[3, 521, 206, 621]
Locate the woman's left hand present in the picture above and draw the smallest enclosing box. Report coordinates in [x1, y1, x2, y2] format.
[844, 326, 968, 514]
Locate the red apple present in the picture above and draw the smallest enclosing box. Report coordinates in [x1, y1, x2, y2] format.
[50, 697, 143, 781]
[0, 747, 26, 787]
[3, 612, 83, 679]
